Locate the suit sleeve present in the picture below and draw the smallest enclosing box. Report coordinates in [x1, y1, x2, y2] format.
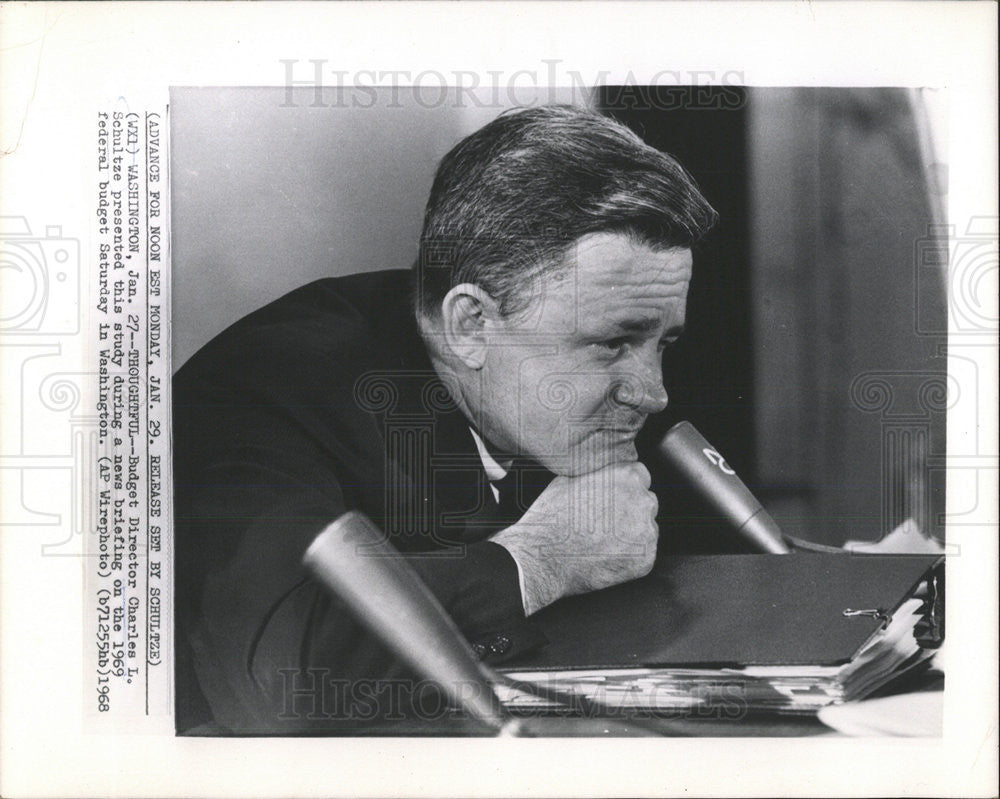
[174, 330, 542, 733]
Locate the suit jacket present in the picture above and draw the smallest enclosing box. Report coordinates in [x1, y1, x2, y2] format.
[173, 270, 548, 734]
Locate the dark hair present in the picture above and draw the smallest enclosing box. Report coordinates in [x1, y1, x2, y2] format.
[414, 105, 718, 318]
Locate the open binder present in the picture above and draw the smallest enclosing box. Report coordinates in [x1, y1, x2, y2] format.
[498, 554, 944, 714]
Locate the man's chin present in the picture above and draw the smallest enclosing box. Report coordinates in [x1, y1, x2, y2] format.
[550, 440, 639, 476]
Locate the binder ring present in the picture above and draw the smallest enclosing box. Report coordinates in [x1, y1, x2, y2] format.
[842, 607, 890, 628]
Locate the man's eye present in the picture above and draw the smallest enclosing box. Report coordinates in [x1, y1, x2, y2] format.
[598, 338, 629, 356]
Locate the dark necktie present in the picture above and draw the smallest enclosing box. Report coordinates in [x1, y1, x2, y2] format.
[492, 458, 552, 525]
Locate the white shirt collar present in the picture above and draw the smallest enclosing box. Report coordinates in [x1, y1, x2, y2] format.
[468, 427, 512, 482]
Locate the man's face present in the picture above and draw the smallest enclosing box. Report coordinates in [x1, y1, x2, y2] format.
[474, 232, 693, 476]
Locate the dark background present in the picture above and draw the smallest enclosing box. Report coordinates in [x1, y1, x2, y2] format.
[601, 86, 758, 553]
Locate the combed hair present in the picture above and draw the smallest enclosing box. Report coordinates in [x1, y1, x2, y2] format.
[414, 105, 718, 318]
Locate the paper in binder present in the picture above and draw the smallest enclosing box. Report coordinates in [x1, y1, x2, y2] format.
[497, 554, 943, 714]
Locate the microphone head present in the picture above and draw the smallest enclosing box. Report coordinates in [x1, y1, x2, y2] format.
[304, 511, 508, 730]
[658, 421, 791, 554]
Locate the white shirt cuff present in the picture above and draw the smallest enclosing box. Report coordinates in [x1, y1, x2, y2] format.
[495, 541, 530, 616]
[511, 551, 530, 616]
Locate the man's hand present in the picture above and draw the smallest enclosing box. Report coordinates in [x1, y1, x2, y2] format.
[491, 462, 658, 616]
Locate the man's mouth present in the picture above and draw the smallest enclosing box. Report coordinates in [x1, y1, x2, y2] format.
[598, 424, 644, 438]
[601, 414, 646, 434]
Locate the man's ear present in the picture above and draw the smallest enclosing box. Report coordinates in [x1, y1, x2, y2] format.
[439, 283, 499, 369]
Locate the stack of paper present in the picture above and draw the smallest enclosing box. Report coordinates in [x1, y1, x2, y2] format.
[497, 555, 942, 716]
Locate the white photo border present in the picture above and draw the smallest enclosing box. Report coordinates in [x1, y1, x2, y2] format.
[1, 2, 996, 797]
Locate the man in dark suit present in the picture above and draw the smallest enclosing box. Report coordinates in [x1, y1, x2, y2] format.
[173, 106, 717, 733]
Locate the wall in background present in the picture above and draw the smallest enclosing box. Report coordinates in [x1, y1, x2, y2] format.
[170, 86, 591, 368]
[748, 88, 948, 545]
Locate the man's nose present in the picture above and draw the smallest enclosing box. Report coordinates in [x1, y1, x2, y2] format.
[610, 362, 669, 414]
[641, 378, 669, 414]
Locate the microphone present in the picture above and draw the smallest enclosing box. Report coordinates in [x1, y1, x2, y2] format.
[658, 421, 791, 554]
[304, 511, 511, 732]
[304, 511, 662, 736]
